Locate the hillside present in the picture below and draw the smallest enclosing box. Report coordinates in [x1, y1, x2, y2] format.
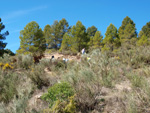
[0, 46, 150, 113]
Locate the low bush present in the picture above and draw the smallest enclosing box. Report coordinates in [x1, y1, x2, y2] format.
[41, 82, 74, 108]
[16, 54, 34, 69]
[43, 95, 76, 113]
[28, 64, 50, 89]
[0, 72, 18, 103]
[115, 46, 150, 68]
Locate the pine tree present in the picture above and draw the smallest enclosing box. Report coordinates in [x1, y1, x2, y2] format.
[0, 18, 9, 56]
[87, 26, 98, 47]
[70, 21, 87, 53]
[138, 22, 150, 46]
[17, 21, 46, 55]
[103, 23, 118, 51]
[89, 31, 103, 49]
[47, 18, 70, 50]
[44, 24, 55, 48]
[87, 26, 97, 39]
[118, 16, 137, 48]
[59, 33, 71, 52]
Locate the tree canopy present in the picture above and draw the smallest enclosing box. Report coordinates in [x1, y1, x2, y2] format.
[44, 18, 70, 50]
[17, 21, 46, 55]
[118, 16, 137, 48]
[103, 23, 118, 51]
[14, 17, 150, 55]
[70, 21, 87, 52]
[0, 18, 9, 56]
[138, 22, 150, 46]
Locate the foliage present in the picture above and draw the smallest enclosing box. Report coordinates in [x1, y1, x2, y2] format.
[87, 26, 97, 38]
[17, 21, 46, 55]
[0, 72, 18, 103]
[4, 49, 15, 56]
[103, 23, 118, 51]
[92, 31, 103, 48]
[137, 34, 149, 46]
[43, 95, 76, 113]
[43, 24, 53, 48]
[28, 63, 50, 89]
[0, 53, 11, 64]
[138, 22, 150, 46]
[70, 21, 87, 52]
[41, 82, 74, 107]
[2, 63, 13, 70]
[59, 32, 71, 52]
[0, 18, 9, 56]
[87, 26, 97, 44]
[16, 54, 34, 69]
[44, 18, 70, 50]
[0, 71, 34, 113]
[115, 46, 150, 68]
[118, 16, 137, 48]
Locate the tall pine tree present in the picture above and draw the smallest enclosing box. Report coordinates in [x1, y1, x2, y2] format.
[89, 31, 103, 49]
[103, 23, 118, 51]
[0, 18, 9, 56]
[138, 22, 150, 46]
[70, 21, 87, 53]
[59, 33, 71, 52]
[118, 16, 137, 48]
[45, 18, 70, 50]
[17, 21, 46, 55]
[43, 24, 55, 48]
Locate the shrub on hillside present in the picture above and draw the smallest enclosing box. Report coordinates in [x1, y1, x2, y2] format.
[0, 72, 18, 103]
[28, 64, 50, 89]
[115, 46, 150, 68]
[41, 82, 74, 108]
[0, 72, 34, 113]
[43, 95, 76, 113]
[16, 54, 34, 69]
[63, 49, 127, 112]
[0, 53, 11, 64]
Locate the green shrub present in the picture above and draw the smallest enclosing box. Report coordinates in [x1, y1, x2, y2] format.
[28, 64, 50, 89]
[0, 53, 12, 64]
[0, 72, 18, 103]
[115, 46, 150, 68]
[41, 82, 74, 107]
[43, 95, 76, 113]
[0, 72, 34, 113]
[16, 54, 34, 69]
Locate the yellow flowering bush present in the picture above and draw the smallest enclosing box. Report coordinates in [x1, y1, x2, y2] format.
[43, 95, 76, 113]
[2, 63, 13, 70]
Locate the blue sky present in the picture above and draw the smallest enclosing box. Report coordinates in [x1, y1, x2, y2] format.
[1, 0, 150, 53]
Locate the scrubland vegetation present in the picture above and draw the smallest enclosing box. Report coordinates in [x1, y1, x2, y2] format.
[0, 16, 150, 112]
[0, 46, 150, 113]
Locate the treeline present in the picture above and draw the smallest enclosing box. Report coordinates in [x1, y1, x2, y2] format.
[15, 16, 150, 55]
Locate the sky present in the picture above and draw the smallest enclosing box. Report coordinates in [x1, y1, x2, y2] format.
[1, 0, 150, 53]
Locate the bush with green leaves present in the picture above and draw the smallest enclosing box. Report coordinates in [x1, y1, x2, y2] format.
[16, 54, 34, 69]
[0, 71, 35, 113]
[41, 82, 74, 107]
[0, 71, 18, 103]
[28, 64, 50, 89]
[115, 46, 150, 68]
[0, 53, 12, 64]
[43, 95, 76, 113]
[62, 49, 129, 112]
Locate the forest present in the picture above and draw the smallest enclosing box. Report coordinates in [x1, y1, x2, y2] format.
[0, 16, 150, 113]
